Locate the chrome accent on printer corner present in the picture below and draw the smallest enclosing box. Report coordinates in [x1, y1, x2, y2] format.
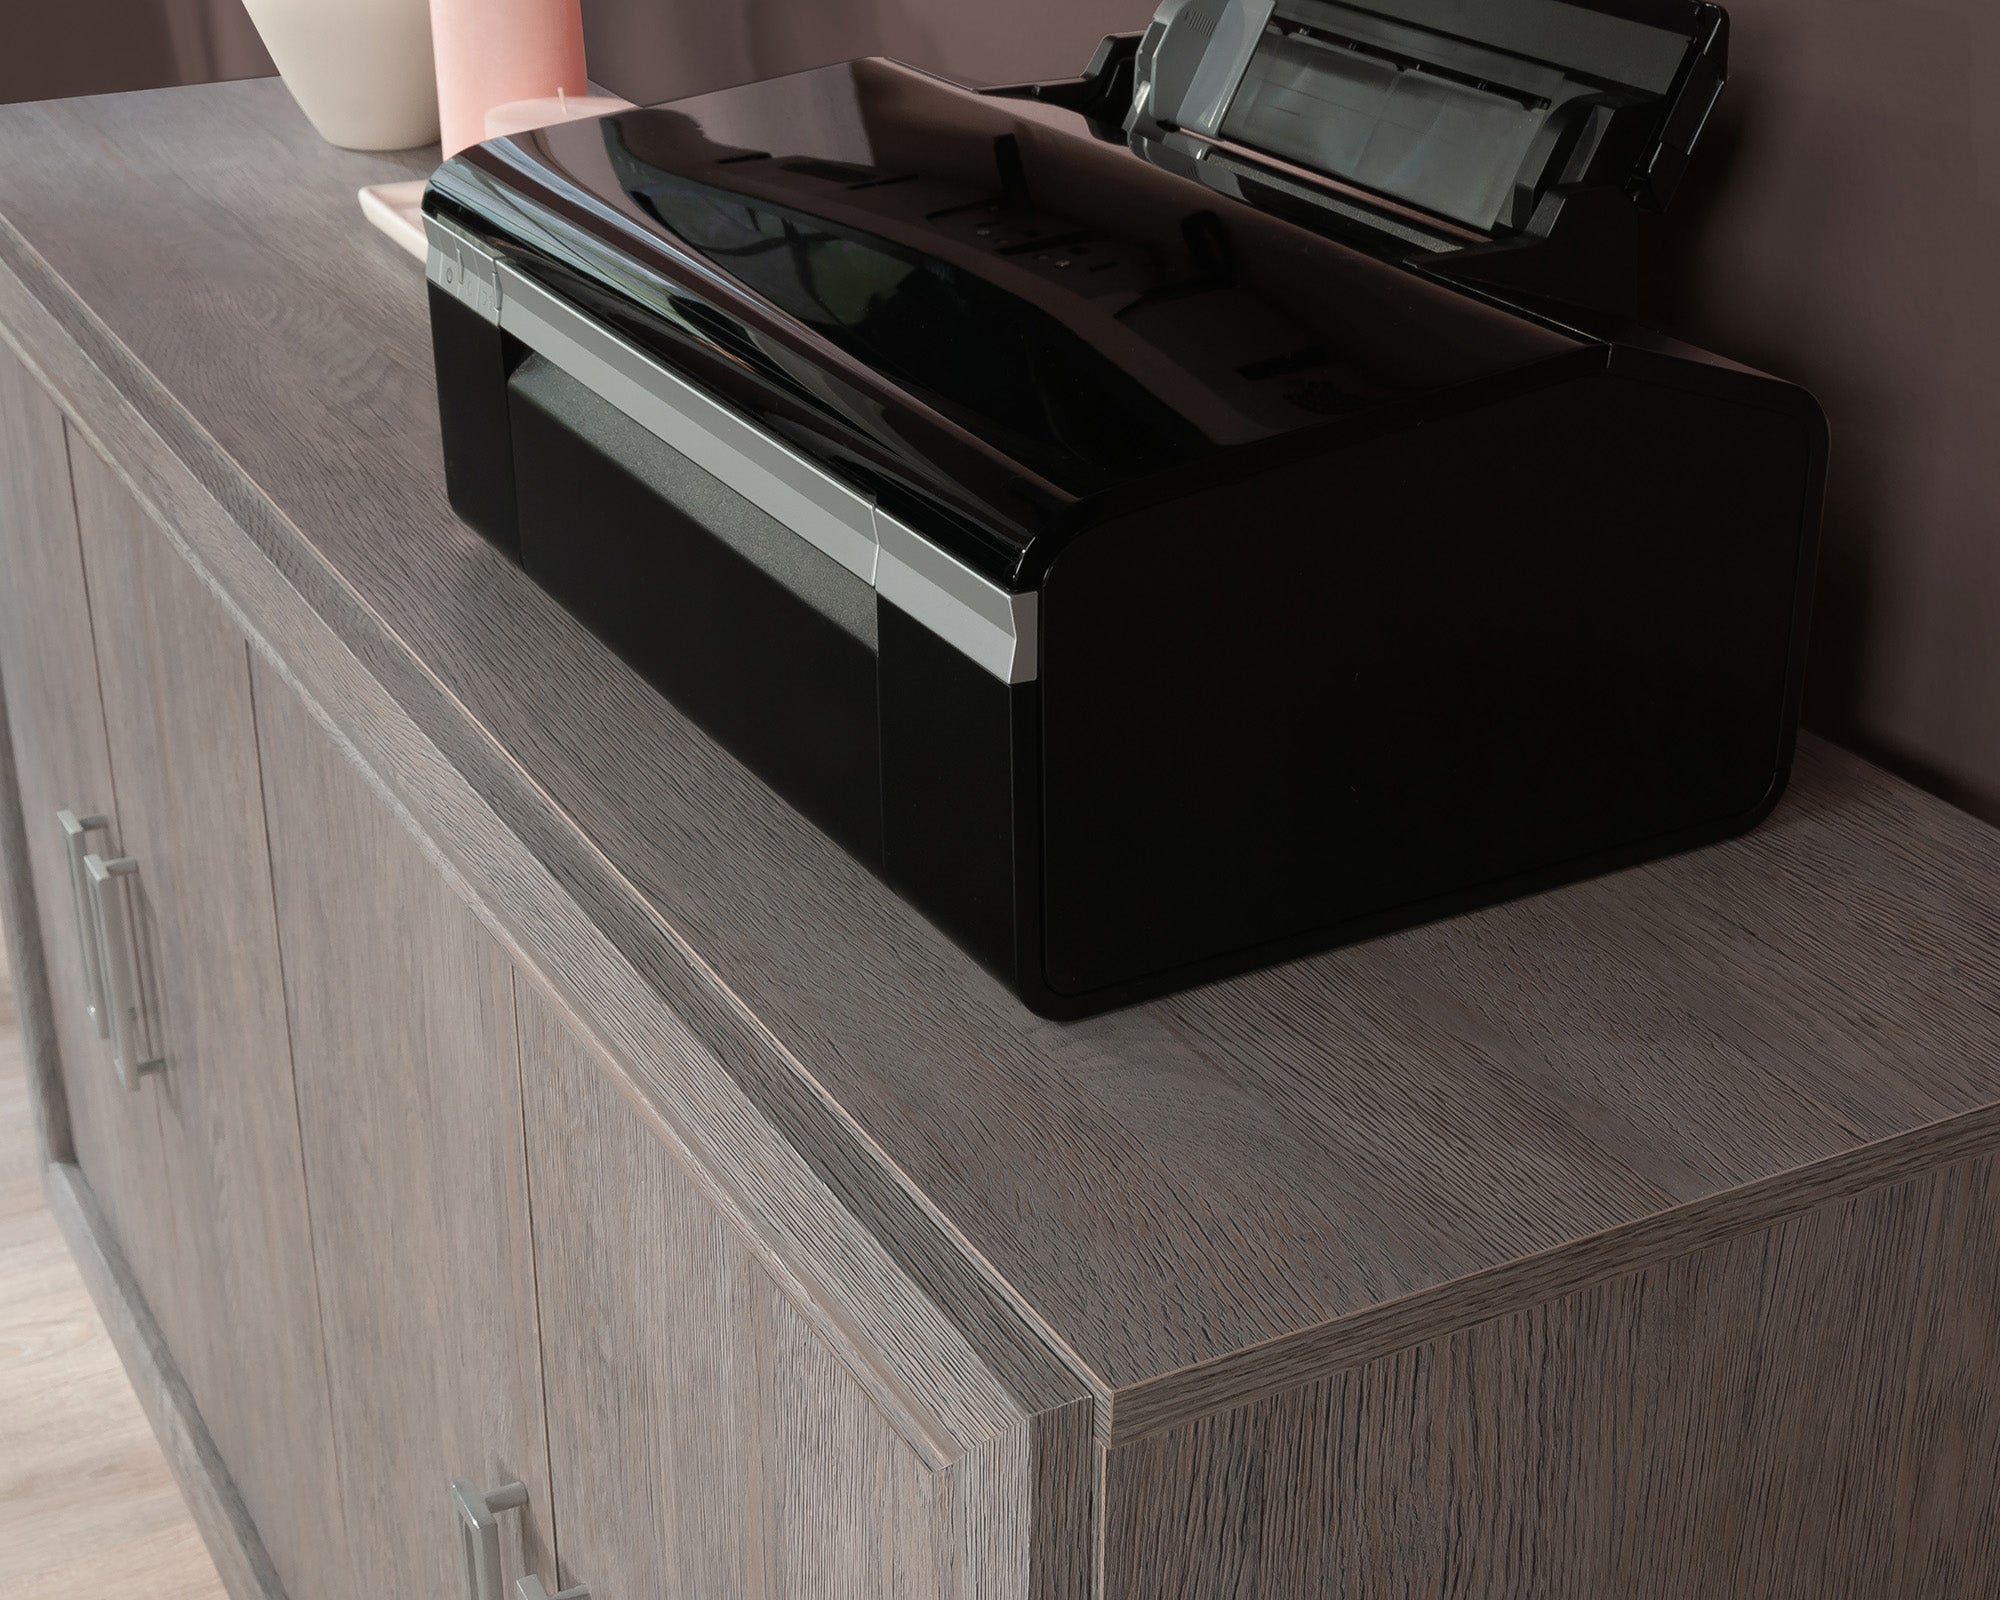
[422, 211, 1038, 685]
[425, 214, 502, 322]
[875, 513, 1038, 684]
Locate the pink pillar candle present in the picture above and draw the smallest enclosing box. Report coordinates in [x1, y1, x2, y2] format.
[484, 93, 633, 141]
[430, 0, 589, 158]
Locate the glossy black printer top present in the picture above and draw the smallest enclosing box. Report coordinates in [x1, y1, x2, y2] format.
[426, 58, 1582, 585]
[423, 0, 1822, 1016]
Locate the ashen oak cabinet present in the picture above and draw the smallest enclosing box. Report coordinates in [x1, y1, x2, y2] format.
[65, 426, 351, 1600]
[252, 651, 558, 1600]
[0, 337, 1046, 1599]
[255, 616, 1023, 1599]
[0, 354, 172, 1334]
[522, 984, 966, 1600]
[0, 350, 348, 1600]
[7, 76, 2000, 1600]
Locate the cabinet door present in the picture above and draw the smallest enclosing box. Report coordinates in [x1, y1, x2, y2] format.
[68, 443, 348, 1600]
[252, 656, 556, 1600]
[520, 983, 957, 1600]
[0, 355, 174, 1312]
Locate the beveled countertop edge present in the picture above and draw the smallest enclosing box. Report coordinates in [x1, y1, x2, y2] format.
[1105, 1095, 2000, 1443]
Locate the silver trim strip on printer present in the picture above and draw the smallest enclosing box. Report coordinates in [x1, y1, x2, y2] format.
[496, 263, 881, 588]
[424, 212, 1038, 684]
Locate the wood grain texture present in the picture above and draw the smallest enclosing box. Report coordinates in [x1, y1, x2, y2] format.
[1103, 1145, 2000, 1599]
[1108, 1095, 2000, 1441]
[0, 664, 69, 1171]
[68, 440, 347, 1600]
[521, 980, 1047, 1600]
[0, 199, 1095, 1472]
[0, 347, 177, 1326]
[46, 1161, 286, 1600]
[251, 651, 555, 1600]
[1, 78, 1999, 1435]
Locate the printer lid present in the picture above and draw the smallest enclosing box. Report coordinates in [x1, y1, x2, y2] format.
[428, 59, 1585, 586]
[1128, 0, 1727, 232]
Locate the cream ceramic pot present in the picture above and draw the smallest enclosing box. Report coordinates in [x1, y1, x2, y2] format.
[242, 0, 440, 151]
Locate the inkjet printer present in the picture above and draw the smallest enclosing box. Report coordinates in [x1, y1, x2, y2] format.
[423, 0, 1825, 1017]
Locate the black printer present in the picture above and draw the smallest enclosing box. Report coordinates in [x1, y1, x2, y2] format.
[423, 0, 1825, 1017]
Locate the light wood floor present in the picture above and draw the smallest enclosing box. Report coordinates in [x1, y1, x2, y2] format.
[0, 932, 227, 1598]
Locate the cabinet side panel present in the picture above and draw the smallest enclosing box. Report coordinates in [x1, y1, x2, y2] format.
[519, 983, 966, 1600]
[251, 653, 556, 1600]
[68, 442, 349, 1600]
[1104, 1144, 2000, 1599]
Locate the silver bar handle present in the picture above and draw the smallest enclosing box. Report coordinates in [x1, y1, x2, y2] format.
[452, 1479, 587, 1600]
[57, 809, 111, 1037]
[518, 1580, 591, 1600]
[82, 852, 163, 1091]
[453, 1479, 526, 1600]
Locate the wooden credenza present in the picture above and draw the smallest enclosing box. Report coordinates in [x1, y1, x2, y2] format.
[0, 350, 990, 1598]
[2, 79, 1999, 1600]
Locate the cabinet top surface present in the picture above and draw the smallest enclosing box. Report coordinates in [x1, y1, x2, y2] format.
[2, 77, 1997, 1401]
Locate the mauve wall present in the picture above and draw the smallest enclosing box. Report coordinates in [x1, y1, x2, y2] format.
[0, 0, 271, 105]
[579, 0, 1156, 102]
[583, 0, 2000, 822]
[1644, 0, 2000, 822]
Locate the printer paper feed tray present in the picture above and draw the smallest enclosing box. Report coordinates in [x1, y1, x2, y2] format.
[1131, 0, 1728, 230]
